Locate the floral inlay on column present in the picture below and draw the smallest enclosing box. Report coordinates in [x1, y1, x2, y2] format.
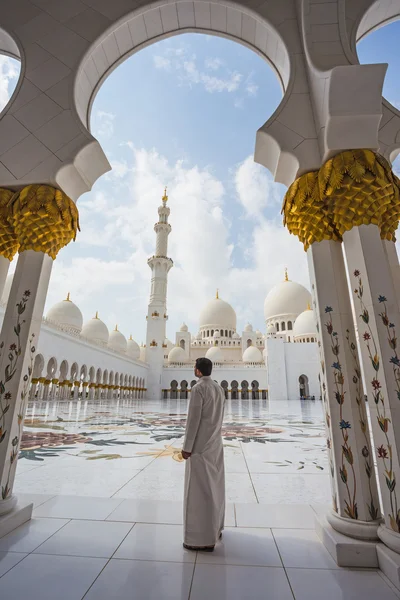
[325, 306, 358, 519]
[354, 270, 399, 531]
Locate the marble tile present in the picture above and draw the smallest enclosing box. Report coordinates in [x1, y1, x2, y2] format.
[196, 527, 282, 567]
[0, 553, 107, 599]
[251, 473, 331, 504]
[84, 559, 194, 600]
[34, 519, 133, 558]
[0, 517, 69, 553]
[113, 470, 185, 501]
[287, 568, 398, 600]
[114, 523, 195, 562]
[226, 473, 258, 503]
[33, 495, 123, 520]
[273, 528, 340, 569]
[190, 564, 294, 600]
[235, 503, 315, 529]
[15, 493, 55, 508]
[106, 499, 235, 527]
[0, 551, 27, 577]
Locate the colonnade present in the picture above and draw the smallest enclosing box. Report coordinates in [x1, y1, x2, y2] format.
[29, 378, 146, 401]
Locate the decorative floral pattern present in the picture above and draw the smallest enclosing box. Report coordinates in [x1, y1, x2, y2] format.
[325, 306, 358, 519]
[345, 329, 379, 520]
[354, 270, 399, 531]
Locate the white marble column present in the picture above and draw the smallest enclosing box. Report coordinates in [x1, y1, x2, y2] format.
[343, 224, 400, 551]
[383, 239, 400, 313]
[0, 256, 10, 303]
[82, 382, 88, 400]
[308, 239, 381, 538]
[29, 378, 38, 400]
[0, 250, 53, 524]
[50, 379, 58, 401]
[73, 381, 80, 400]
[42, 379, 51, 400]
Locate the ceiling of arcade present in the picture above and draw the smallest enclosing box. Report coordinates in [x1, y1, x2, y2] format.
[0, 0, 399, 200]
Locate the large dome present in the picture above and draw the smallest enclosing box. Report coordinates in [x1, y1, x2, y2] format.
[46, 294, 83, 332]
[264, 279, 311, 321]
[243, 345, 263, 363]
[81, 313, 109, 344]
[205, 346, 223, 362]
[293, 308, 317, 339]
[199, 295, 236, 330]
[109, 326, 127, 353]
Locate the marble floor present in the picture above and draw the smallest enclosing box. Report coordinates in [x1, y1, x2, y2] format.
[3, 398, 396, 598]
[0, 495, 398, 599]
[15, 397, 331, 504]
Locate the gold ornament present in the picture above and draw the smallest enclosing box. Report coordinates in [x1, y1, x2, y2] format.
[0, 188, 18, 260]
[8, 184, 80, 259]
[282, 149, 400, 250]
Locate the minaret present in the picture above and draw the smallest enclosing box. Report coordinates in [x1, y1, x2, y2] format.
[145, 188, 173, 399]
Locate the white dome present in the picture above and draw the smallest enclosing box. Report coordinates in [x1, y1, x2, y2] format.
[168, 346, 186, 363]
[233, 332, 240, 339]
[256, 329, 262, 335]
[205, 346, 223, 362]
[127, 335, 140, 359]
[164, 338, 174, 351]
[293, 309, 317, 339]
[199, 295, 236, 329]
[213, 330, 220, 339]
[109, 326, 127, 353]
[264, 279, 311, 321]
[244, 323, 253, 332]
[180, 322, 188, 332]
[81, 313, 109, 344]
[1, 273, 13, 304]
[267, 323, 276, 334]
[46, 294, 83, 332]
[243, 345, 263, 363]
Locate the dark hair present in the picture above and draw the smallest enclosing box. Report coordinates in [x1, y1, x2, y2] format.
[195, 357, 213, 376]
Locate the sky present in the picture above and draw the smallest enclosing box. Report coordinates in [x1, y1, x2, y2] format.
[1, 23, 400, 344]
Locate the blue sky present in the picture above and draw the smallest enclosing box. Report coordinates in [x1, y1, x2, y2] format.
[1, 25, 400, 344]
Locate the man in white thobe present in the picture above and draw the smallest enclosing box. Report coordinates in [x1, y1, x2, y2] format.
[182, 357, 225, 552]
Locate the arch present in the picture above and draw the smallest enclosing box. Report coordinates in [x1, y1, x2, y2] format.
[89, 366, 96, 383]
[80, 364, 88, 381]
[109, 370, 114, 385]
[241, 380, 249, 400]
[46, 357, 57, 378]
[211, 329, 214, 337]
[0, 28, 22, 118]
[276, 323, 279, 332]
[179, 339, 185, 350]
[33, 353, 45, 378]
[299, 374, 309, 399]
[103, 369, 108, 384]
[59, 359, 69, 380]
[171, 379, 178, 400]
[281, 322, 286, 331]
[287, 321, 292, 330]
[247, 338, 252, 348]
[251, 379, 259, 399]
[74, 2, 290, 132]
[231, 379, 238, 400]
[70, 362, 79, 380]
[190, 380, 197, 389]
[221, 380, 228, 399]
[180, 379, 188, 399]
[96, 368, 102, 383]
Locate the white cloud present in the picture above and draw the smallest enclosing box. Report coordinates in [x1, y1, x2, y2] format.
[205, 57, 224, 71]
[0, 56, 19, 112]
[93, 110, 116, 139]
[47, 150, 308, 341]
[235, 155, 282, 217]
[153, 55, 171, 70]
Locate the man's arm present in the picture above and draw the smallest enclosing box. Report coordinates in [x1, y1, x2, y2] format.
[182, 385, 203, 456]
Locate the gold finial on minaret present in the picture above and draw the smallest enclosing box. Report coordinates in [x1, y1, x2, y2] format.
[95, 311, 99, 319]
[307, 302, 311, 310]
[114, 324, 118, 331]
[129, 334, 133, 340]
[284, 267, 289, 282]
[162, 186, 168, 202]
[65, 292, 71, 301]
[216, 288, 219, 299]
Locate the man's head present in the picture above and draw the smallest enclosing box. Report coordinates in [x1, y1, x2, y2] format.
[194, 357, 213, 378]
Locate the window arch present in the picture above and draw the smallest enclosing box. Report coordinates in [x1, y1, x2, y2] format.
[180, 339, 185, 350]
[281, 322, 286, 331]
[276, 323, 279, 332]
[288, 321, 292, 330]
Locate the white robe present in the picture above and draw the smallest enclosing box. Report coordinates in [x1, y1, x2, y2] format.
[183, 375, 225, 547]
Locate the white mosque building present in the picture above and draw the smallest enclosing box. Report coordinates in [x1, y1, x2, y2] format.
[0, 190, 320, 403]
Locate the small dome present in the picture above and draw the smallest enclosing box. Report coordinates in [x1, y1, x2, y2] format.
[199, 293, 237, 330]
[232, 332, 240, 339]
[168, 346, 186, 363]
[293, 308, 317, 339]
[213, 330, 220, 338]
[264, 276, 311, 321]
[205, 346, 223, 362]
[180, 322, 188, 332]
[46, 293, 83, 332]
[163, 338, 174, 351]
[1, 273, 13, 304]
[127, 335, 140, 359]
[81, 313, 109, 344]
[243, 345, 263, 363]
[244, 323, 253, 332]
[256, 329, 262, 336]
[267, 323, 276, 334]
[109, 326, 127, 353]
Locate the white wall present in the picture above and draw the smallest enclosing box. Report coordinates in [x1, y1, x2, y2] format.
[265, 338, 288, 401]
[285, 343, 320, 400]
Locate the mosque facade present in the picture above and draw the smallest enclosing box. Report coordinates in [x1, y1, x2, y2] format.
[0, 191, 320, 403]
